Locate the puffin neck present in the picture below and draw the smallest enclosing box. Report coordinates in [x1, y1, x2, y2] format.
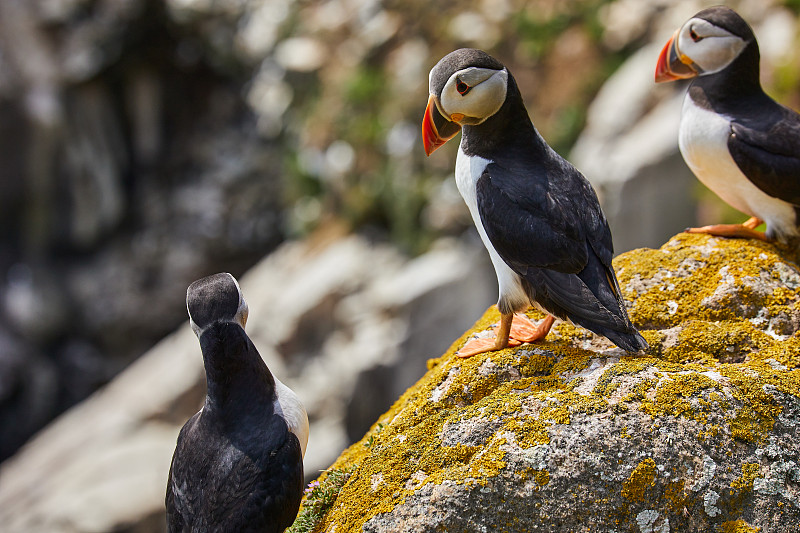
[690, 41, 764, 110]
[199, 322, 276, 414]
[460, 75, 541, 158]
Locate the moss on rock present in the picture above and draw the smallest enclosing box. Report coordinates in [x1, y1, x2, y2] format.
[291, 234, 800, 532]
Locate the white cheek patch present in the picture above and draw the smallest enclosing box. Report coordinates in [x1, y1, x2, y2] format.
[440, 68, 508, 124]
[677, 19, 747, 75]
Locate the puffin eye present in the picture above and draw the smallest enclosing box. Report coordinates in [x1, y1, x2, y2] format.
[456, 79, 471, 96]
[689, 27, 703, 42]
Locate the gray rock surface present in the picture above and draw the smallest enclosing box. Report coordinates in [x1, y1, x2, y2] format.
[297, 234, 800, 533]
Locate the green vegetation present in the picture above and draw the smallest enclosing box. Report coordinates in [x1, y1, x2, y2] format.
[287, 467, 356, 533]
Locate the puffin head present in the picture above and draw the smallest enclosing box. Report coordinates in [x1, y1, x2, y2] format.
[187, 273, 249, 338]
[422, 48, 509, 155]
[655, 6, 754, 83]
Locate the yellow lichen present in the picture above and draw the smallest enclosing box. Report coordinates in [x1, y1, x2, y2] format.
[295, 234, 800, 532]
[621, 458, 657, 501]
[718, 519, 761, 533]
[730, 463, 760, 492]
[663, 480, 687, 514]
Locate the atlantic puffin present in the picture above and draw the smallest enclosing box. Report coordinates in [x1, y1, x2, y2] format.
[655, 6, 800, 243]
[166, 273, 308, 532]
[422, 48, 647, 357]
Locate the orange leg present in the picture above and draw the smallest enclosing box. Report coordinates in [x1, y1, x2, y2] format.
[685, 217, 768, 241]
[456, 313, 554, 358]
[506, 313, 556, 343]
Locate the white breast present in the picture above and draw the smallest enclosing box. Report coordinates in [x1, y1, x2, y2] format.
[679, 96, 796, 237]
[455, 147, 530, 312]
[273, 377, 309, 458]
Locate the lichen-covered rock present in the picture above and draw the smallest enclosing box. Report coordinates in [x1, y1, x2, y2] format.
[292, 234, 800, 533]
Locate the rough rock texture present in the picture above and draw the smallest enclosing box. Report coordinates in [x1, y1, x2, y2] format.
[0, 233, 493, 533]
[295, 234, 800, 533]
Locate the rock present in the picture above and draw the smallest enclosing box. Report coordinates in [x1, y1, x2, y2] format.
[292, 233, 800, 533]
[0, 233, 494, 532]
[0, 328, 60, 460]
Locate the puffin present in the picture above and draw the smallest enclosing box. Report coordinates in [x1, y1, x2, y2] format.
[655, 6, 800, 243]
[166, 273, 308, 533]
[422, 48, 647, 357]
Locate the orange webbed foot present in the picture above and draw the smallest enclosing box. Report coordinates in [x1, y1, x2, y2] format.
[456, 336, 521, 358]
[685, 217, 768, 241]
[503, 314, 556, 343]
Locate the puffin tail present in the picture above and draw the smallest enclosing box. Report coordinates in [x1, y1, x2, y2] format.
[531, 262, 649, 353]
[599, 327, 649, 353]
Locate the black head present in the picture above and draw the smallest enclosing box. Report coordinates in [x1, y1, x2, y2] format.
[428, 48, 506, 99]
[694, 6, 755, 41]
[423, 48, 510, 155]
[655, 6, 756, 83]
[187, 273, 249, 338]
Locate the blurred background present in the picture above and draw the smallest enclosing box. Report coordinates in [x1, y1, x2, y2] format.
[0, 0, 798, 530]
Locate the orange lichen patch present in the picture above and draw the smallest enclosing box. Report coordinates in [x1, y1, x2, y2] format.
[621, 458, 657, 501]
[301, 305, 597, 531]
[593, 357, 661, 396]
[717, 364, 784, 443]
[663, 479, 688, 514]
[718, 519, 761, 533]
[662, 320, 772, 365]
[754, 336, 800, 369]
[640, 372, 720, 420]
[730, 463, 761, 498]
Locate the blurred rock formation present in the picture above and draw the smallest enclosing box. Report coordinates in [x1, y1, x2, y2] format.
[0, 234, 493, 533]
[0, 0, 286, 460]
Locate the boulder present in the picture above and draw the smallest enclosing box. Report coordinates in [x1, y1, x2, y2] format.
[292, 233, 800, 533]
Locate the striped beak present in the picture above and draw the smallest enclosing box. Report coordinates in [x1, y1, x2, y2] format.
[655, 31, 702, 82]
[422, 95, 462, 155]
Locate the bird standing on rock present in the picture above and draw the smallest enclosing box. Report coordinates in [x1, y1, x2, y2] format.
[656, 6, 800, 244]
[422, 48, 647, 357]
[166, 273, 308, 533]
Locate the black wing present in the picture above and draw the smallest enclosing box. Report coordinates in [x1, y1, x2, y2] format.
[166, 413, 201, 533]
[166, 412, 304, 533]
[728, 104, 800, 205]
[214, 426, 304, 533]
[476, 150, 614, 275]
[476, 149, 645, 350]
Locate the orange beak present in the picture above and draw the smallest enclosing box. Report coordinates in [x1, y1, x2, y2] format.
[655, 31, 701, 83]
[422, 95, 462, 156]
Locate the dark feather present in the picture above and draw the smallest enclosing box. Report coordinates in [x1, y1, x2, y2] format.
[475, 127, 645, 351]
[728, 106, 800, 205]
[165, 322, 304, 532]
